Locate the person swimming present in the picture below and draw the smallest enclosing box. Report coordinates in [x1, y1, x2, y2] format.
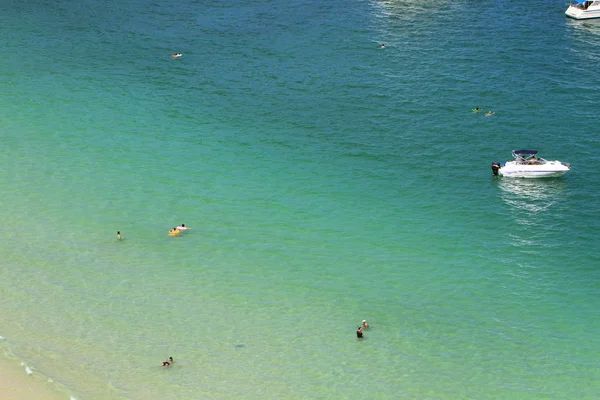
[162, 356, 174, 366]
[379, 44, 385, 49]
[176, 224, 189, 231]
[485, 111, 495, 116]
[362, 320, 369, 329]
[168, 228, 180, 236]
[117, 231, 122, 240]
[171, 53, 183, 59]
[472, 107, 482, 113]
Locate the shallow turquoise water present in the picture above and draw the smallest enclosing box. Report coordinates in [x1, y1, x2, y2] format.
[1, 0, 599, 398]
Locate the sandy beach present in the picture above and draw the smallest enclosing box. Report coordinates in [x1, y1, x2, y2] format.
[0, 358, 67, 400]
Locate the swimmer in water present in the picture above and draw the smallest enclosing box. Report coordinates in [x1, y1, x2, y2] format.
[362, 320, 369, 329]
[485, 111, 495, 116]
[169, 228, 180, 235]
[176, 224, 189, 231]
[162, 357, 174, 366]
[117, 231, 122, 240]
[171, 53, 183, 59]
[473, 107, 482, 113]
[379, 44, 385, 49]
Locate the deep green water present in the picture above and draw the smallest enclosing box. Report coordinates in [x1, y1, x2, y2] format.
[1, 0, 599, 398]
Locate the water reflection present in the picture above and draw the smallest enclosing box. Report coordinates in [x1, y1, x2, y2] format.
[497, 178, 566, 215]
[495, 178, 568, 251]
[566, 17, 600, 35]
[370, 0, 430, 19]
[370, 0, 450, 20]
[566, 17, 600, 64]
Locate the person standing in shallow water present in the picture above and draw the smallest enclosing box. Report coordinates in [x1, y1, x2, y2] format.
[117, 231, 122, 240]
[356, 326, 363, 339]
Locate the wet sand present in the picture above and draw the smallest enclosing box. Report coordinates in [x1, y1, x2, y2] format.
[0, 358, 67, 400]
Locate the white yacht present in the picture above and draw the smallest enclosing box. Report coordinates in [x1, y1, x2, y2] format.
[566, 1, 600, 19]
[491, 150, 571, 178]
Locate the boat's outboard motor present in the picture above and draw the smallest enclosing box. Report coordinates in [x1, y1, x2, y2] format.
[491, 162, 501, 176]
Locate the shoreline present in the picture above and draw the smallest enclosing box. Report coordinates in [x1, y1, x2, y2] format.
[0, 355, 70, 400]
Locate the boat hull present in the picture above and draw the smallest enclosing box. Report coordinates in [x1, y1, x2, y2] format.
[498, 161, 570, 178]
[566, 5, 600, 19]
[499, 170, 568, 178]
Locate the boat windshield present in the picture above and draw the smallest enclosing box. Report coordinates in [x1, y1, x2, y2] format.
[572, 0, 597, 9]
[512, 150, 544, 165]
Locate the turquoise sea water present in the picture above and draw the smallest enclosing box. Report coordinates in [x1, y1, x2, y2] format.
[1, 0, 600, 398]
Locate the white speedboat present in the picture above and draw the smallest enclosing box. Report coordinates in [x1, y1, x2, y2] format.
[491, 150, 570, 178]
[566, 1, 600, 19]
